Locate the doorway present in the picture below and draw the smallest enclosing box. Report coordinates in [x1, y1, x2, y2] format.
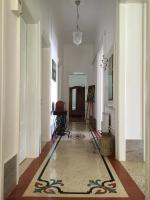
[69, 86, 85, 121]
[116, 1, 146, 194]
[19, 6, 41, 177]
[68, 74, 87, 122]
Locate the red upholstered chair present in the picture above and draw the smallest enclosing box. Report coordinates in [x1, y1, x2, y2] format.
[55, 101, 65, 113]
[52, 101, 70, 139]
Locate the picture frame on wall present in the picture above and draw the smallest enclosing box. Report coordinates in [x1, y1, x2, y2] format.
[52, 59, 56, 82]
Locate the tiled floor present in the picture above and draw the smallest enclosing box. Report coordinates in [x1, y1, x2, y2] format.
[19, 158, 34, 177]
[7, 122, 145, 200]
[19, 143, 47, 177]
[121, 140, 145, 193]
[24, 133, 127, 198]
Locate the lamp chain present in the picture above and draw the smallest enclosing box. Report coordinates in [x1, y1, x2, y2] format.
[76, 0, 80, 31]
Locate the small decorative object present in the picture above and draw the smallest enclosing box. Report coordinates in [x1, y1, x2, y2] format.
[73, 0, 83, 46]
[101, 55, 109, 70]
[52, 59, 56, 82]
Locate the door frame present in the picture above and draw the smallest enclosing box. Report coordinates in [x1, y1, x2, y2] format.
[115, 0, 126, 161]
[19, 16, 27, 164]
[69, 86, 85, 118]
[0, 0, 4, 198]
[16, 6, 42, 181]
[116, 0, 150, 199]
[146, 0, 150, 198]
[115, 0, 147, 161]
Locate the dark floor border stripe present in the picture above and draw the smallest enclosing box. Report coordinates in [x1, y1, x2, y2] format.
[90, 130, 114, 181]
[38, 136, 62, 180]
[35, 132, 115, 194]
[6, 126, 145, 200]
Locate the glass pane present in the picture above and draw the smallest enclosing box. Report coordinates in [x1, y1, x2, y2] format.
[72, 89, 76, 111]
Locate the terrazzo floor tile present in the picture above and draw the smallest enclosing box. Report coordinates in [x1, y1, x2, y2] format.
[7, 122, 145, 200]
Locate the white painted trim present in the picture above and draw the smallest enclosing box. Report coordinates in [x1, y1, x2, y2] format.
[115, 0, 126, 161]
[0, 0, 4, 199]
[16, 2, 39, 181]
[42, 34, 50, 48]
[41, 47, 52, 143]
[114, 0, 119, 160]
[120, 0, 147, 3]
[37, 21, 42, 155]
[16, 15, 21, 184]
[142, 2, 147, 162]
[145, 1, 150, 199]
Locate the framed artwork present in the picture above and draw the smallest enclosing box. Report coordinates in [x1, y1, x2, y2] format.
[52, 59, 56, 82]
[87, 85, 95, 102]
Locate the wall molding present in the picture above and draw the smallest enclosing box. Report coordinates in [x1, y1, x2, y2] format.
[119, 0, 147, 3]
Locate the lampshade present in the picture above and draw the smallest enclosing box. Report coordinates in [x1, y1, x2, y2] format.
[73, 30, 82, 46]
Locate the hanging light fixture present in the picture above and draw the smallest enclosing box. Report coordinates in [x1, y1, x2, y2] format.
[73, 0, 82, 46]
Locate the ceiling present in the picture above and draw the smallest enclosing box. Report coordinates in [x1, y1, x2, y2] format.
[50, 0, 116, 44]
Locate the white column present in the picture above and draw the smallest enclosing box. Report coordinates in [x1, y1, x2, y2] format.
[96, 50, 104, 130]
[117, 2, 127, 161]
[96, 64, 101, 130]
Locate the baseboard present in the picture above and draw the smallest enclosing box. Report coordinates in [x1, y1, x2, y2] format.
[4, 155, 17, 199]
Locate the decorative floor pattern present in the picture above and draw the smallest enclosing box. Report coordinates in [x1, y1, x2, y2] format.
[7, 122, 145, 200]
[24, 132, 128, 198]
[121, 140, 145, 194]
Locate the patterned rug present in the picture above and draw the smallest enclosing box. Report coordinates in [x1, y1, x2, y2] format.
[23, 135, 128, 198]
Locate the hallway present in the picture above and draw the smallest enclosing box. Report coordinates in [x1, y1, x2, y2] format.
[7, 122, 144, 200]
[1, 0, 149, 199]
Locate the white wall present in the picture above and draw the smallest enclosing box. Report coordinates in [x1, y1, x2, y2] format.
[23, 0, 61, 63]
[19, 17, 27, 163]
[94, 1, 116, 133]
[3, 0, 20, 163]
[0, 0, 61, 197]
[69, 74, 87, 88]
[20, 0, 60, 147]
[23, 0, 60, 137]
[26, 23, 41, 158]
[125, 3, 143, 140]
[41, 48, 51, 142]
[62, 44, 95, 113]
[23, 0, 51, 41]
[119, 3, 145, 140]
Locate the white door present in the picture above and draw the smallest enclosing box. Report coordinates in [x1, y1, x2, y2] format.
[19, 17, 27, 163]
